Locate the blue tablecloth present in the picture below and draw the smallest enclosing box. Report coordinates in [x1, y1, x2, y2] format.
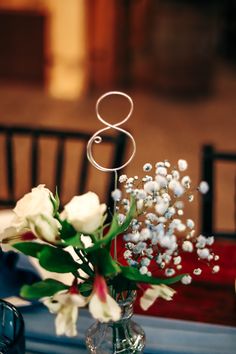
[21, 305, 236, 354]
[1, 253, 236, 353]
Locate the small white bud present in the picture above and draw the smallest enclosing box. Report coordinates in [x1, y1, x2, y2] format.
[123, 250, 132, 259]
[164, 160, 171, 168]
[188, 194, 194, 202]
[178, 159, 188, 171]
[186, 219, 195, 229]
[208, 254, 214, 261]
[144, 181, 159, 194]
[119, 174, 127, 183]
[169, 180, 184, 197]
[111, 189, 122, 201]
[198, 181, 209, 194]
[181, 175, 191, 188]
[206, 236, 214, 246]
[139, 266, 148, 275]
[177, 223, 186, 232]
[182, 241, 193, 252]
[172, 170, 180, 180]
[193, 268, 202, 276]
[181, 275, 192, 285]
[197, 248, 210, 259]
[143, 163, 152, 172]
[156, 166, 167, 176]
[174, 256, 181, 265]
[212, 265, 220, 273]
[165, 268, 175, 277]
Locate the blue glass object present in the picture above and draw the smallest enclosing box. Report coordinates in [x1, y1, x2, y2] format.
[0, 300, 25, 354]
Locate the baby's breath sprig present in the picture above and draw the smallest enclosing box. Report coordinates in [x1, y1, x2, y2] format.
[112, 159, 219, 284]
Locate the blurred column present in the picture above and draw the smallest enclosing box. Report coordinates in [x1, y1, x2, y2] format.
[151, 0, 221, 97]
[46, 0, 88, 100]
[87, 0, 117, 91]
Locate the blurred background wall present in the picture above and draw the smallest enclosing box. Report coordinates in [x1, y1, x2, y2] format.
[0, 0, 236, 96]
[0, 0, 88, 98]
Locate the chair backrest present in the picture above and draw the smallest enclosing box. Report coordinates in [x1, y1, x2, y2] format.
[201, 145, 236, 239]
[0, 124, 128, 210]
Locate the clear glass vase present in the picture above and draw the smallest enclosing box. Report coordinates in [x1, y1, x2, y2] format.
[85, 291, 145, 354]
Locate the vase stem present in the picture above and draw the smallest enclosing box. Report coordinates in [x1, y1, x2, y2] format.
[86, 291, 145, 353]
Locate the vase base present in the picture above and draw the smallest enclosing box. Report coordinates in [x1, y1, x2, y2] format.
[86, 320, 145, 354]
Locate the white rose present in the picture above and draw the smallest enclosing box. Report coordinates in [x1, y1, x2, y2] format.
[61, 192, 106, 234]
[14, 184, 55, 223]
[11, 185, 60, 243]
[27, 214, 61, 244]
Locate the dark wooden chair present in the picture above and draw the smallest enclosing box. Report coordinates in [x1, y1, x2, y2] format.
[0, 124, 128, 210]
[201, 144, 236, 239]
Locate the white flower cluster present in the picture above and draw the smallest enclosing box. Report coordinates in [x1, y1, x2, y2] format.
[0, 187, 105, 251]
[114, 159, 219, 284]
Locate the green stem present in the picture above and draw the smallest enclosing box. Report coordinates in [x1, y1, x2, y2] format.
[113, 170, 118, 261]
[113, 325, 117, 352]
[75, 249, 94, 277]
[75, 272, 88, 281]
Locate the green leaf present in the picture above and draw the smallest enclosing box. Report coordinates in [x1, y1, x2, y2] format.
[13, 242, 47, 258]
[119, 196, 136, 232]
[63, 233, 84, 248]
[78, 281, 93, 296]
[71, 247, 94, 277]
[79, 282, 93, 293]
[20, 279, 68, 300]
[59, 219, 77, 240]
[86, 196, 136, 252]
[14, 241, 92, 276]
[39, 246, 79, 273]
[120, 266, 185, 285]
[50, 188, 60, 215]
[88, 248, 121, 277]
[109, 274, 138, 293]
[54, 188, 60, 212]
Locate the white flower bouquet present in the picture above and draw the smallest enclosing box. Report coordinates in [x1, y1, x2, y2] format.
[0, 159, 219, 337]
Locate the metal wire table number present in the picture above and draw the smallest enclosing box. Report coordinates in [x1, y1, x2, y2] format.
[87, 91, 136, 173]
[86, 91, 136, 261]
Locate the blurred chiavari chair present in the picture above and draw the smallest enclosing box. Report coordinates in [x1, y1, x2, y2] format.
[201, 144, 236, 239]
[0, 124, 128, 294]
[0, 124, 128, 210]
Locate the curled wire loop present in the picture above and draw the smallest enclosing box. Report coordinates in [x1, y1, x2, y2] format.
[87, 91, 136, 172]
